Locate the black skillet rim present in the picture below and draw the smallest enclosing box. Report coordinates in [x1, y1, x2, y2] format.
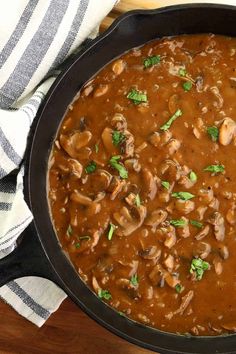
[28, 4, 236, 354]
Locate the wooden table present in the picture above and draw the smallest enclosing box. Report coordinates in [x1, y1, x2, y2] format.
[0, 1, 165, 353]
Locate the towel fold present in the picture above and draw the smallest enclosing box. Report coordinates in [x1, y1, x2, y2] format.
[0, 0, 117, 327]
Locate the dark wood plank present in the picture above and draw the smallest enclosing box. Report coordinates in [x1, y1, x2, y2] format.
[0, 298, 154, 354]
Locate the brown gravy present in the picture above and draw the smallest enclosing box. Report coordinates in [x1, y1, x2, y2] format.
[48, 34, 236, 335]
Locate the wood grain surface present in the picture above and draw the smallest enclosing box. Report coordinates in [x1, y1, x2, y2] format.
[0, 1, 161, 353]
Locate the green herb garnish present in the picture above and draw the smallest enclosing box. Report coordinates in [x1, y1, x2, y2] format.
[171, 191, 195, 200]
[107, 223, 116, 241]
[66, 224, 72, 237]
[127, 89, 148, 105]
[112, 130, 125, 146]
[130, 274, 139, 287]
[95, 144, 99, 153]
[179, 68, 187, 77]
[109, 155, 128, 179]
[85, 160, 97, 174]
[160, 109, 182, 131]
[170, 219, 187, 227]
[143, 55, 161, 68]
[190, 258, 210, 280]
[189, 171, 197, 182]
[135, 194, 141, 207]
[161, 181, 170, 190]
[175, 284, 183, 293]
[98, 289, 112, 300]
[190, 220, 203, 228]
[183, 81, 192, 91]
[75, 243, 80, 249]
[204, 165, 224, 173]
[207, 126, 219, 142]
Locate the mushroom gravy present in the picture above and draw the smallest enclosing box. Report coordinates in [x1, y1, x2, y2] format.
[48, 34, 236, 335]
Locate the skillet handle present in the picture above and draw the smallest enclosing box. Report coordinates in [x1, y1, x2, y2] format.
[0, 222, 62, 288]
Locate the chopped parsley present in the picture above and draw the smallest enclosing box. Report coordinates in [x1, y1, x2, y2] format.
[171, 191, 195, 200]
[85, 160, 97, 174]
[107, 223, 116, 241]
[190, 258, 210, 280]
[66, 224, 72, 237]
[143, 55, 161, 68]
[170, 219, 187, 227]
[127, 89, 148, 105]
[98, 289, 112, 300]
[183, 81, 192, 91]
[109, 155, 128, 179]
[135, 194, 141, 207]
[130, 274, 139, 287]
[207, 126, 219, 142]
[189, 171, 197, 182]
[160, 109, 182, 131]
[161, 181, 170, 190]
[190, 220, 203, 228]
[175, 284, 183, 293]
[204, 165, 225, 173]
[179, 68, 187, 77]
[95, 144, 99, 153]
[75, 242, 80, 249]
[112, 130, 125, 146]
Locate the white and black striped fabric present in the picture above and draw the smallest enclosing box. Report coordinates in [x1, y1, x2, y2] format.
[0, 0, 117, 327]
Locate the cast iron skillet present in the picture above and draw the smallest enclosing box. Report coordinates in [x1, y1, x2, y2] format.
[0, 4, 236, 354]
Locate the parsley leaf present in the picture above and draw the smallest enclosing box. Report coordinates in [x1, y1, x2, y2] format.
[107, 223, 116, 241]
[190, 258, 210, 280]
[189, 171, 197, 182]
[98, 289, 112, 300]
[95, 144, 99, 153]
[130, 274, 139, 287]
[109, 155, 128, 179]
[85, 161, 96, 174]
[75, 243, 80, 249]
[160, 109, 182, 131]
[171, 191, 195, 200]
[204, 165, 224, 173]
[127, 89, 148, 105]
[170, 219, 187, 227]
[143, 55, 161, 68]
[161, 181, 170, 190]
[207, 126, 219, 142]
[179, 68, 187, 77]
[183, 81, 192, 91]
[175, 284, 183, 293]
[190, 220, 203, 228]
[135, 194, 141, 207]
[112, 130, 125, 146]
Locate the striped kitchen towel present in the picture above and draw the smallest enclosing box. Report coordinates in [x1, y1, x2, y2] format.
[0, 0, 118, 327]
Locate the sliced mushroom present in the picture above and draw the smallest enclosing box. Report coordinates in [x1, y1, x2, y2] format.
[176, 217, 190, 238]
[101, 127, 118, 155]
[195, 225, 210, 240]
[213, 257, 223, 275]
[149, 264, 178, 288]
[208, 212, 225, 241]
[160, 159, 181, 181]
[125, 192, 136, 206]
[168, 94, 180, 114]
[111, 113, 127, 130]
[88, 169, 112, 194]
[177, 175, 194, 189]
[71, 190, 93, 206]
[226, 206, 236, 225]
[60, 130, 92, 159]
[148, 130, 172, 148]
[124, 158, 141, 172]
[219, 117, 236, 146]
[165, 139, 181, 155]
[113, 205, 147, 236]
[163, 225, 176, 249]
[194, 242, 211, 259]
[112, 59, 125, 75]
[196, 205, 208, 220]
[210, 86, 223, 110]
[108, 176, 126, 200]
[92, 276, 100, 293]
[218, 244, 229, 260]
[163, 254, 175, 272]
[139, 245, 161, 261]
[174, 199, 195, 215]
[93, 84, 109, 97]
[144, 209, 168, 228]
[58, 158, 83, 178]
[142, 168, 157, 200]
[122, 130, 135, 157]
